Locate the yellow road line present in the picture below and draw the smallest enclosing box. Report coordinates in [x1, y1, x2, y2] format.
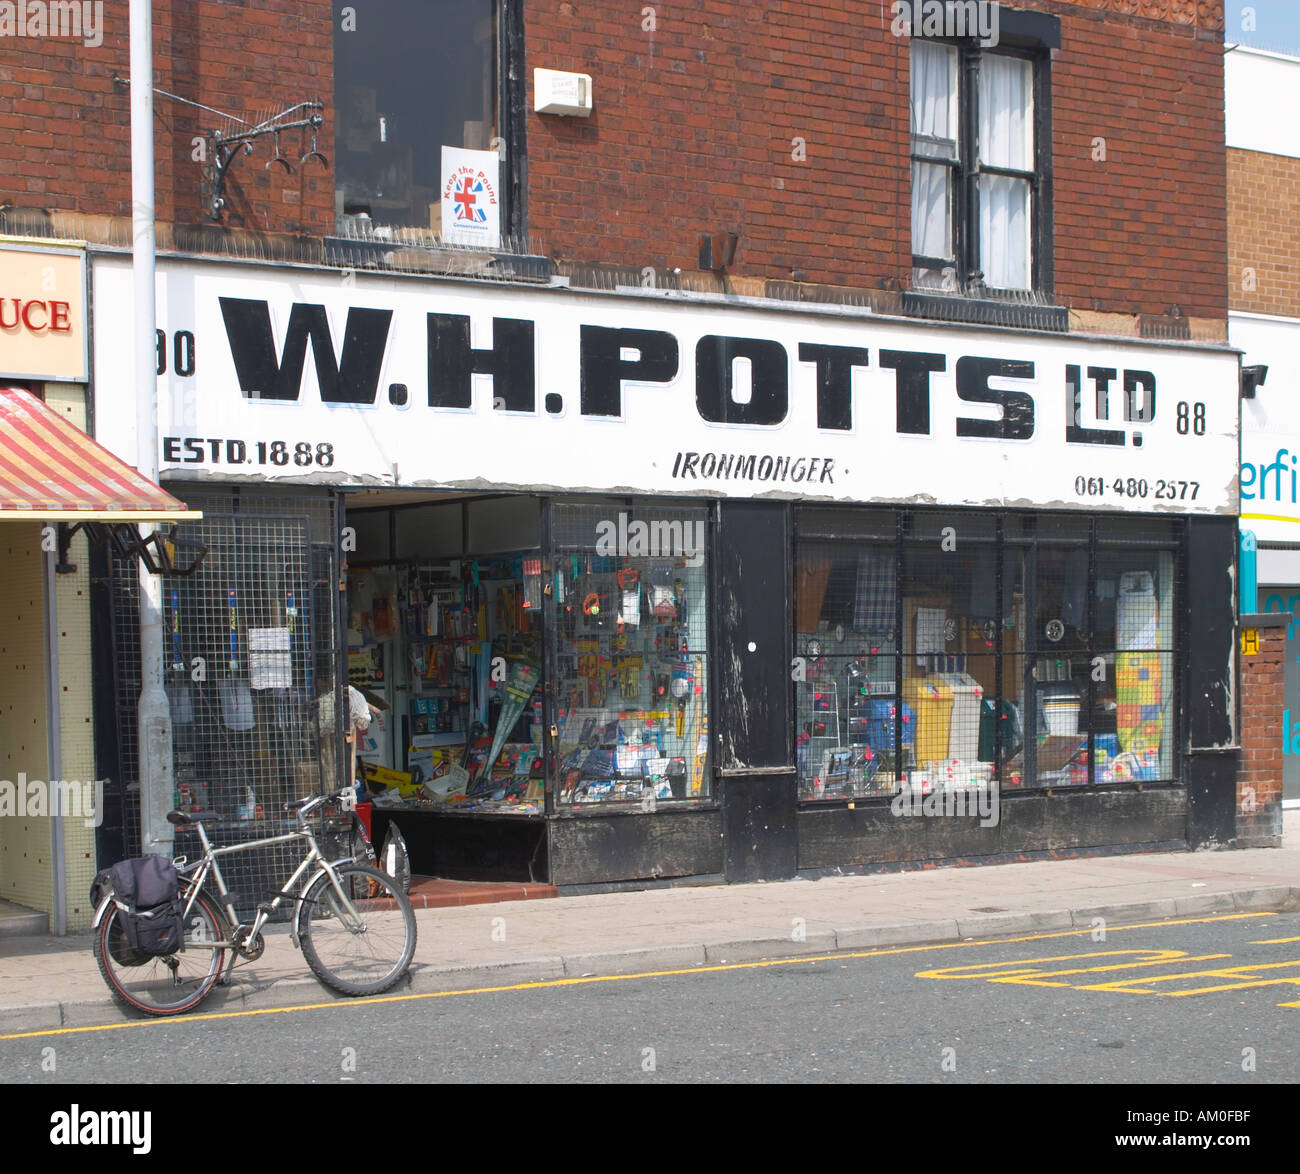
[1080, 958, 1300, 997]
[916, 950, 1236, 992]
[0, 911, 1276, 1042]
[1249, 936, 1300, 945]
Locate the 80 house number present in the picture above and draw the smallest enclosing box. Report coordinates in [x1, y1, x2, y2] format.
[156, 329, 196, 377]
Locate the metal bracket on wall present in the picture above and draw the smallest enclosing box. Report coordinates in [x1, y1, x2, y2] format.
[203, 102, 327, 221]
[56, 521, 207, 577]
[110, 79, 327, 223]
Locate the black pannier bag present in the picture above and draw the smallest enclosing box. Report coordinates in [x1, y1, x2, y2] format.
[102, 856, 185, 959]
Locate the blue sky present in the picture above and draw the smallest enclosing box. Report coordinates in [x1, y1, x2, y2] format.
[1225, 1, 1300, 55]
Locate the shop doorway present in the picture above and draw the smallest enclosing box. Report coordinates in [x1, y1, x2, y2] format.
[344, 494, 544, 797]
[344, 491, 713, 885]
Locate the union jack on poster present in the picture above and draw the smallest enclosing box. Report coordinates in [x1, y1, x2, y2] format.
[452, 175, 488, 224]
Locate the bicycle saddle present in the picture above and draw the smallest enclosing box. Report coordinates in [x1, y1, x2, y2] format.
[167, 810, 222, 825]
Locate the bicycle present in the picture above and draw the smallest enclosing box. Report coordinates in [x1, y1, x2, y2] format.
[92, 792, 417, 1016]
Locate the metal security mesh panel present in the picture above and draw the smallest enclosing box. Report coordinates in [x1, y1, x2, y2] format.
[109, 494, 342, 918]
[794, 539, 901, 800]
[166, 515, 317, 818]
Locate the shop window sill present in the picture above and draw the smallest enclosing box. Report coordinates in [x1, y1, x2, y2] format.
[323, 235, 550, 282]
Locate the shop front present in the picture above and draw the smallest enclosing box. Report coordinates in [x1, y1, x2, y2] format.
[0, 239, 201, 932]
[89, 250, 1242, 888]
[336, 492, 714, 884]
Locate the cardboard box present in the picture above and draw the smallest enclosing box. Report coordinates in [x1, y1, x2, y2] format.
[362, 761, 420, 798]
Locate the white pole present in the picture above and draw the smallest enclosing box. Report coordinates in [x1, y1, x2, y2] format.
[131, 0, 173, 857]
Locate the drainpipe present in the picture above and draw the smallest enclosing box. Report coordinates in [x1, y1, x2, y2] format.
[131, 0, 174, 857]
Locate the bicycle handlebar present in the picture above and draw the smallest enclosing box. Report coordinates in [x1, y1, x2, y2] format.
[284, 788, 355, 821]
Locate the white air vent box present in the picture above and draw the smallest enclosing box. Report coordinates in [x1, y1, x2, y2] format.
[534, 68, 593, 117]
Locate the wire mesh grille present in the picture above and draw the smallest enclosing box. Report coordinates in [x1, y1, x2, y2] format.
[109, 492, 342, 918]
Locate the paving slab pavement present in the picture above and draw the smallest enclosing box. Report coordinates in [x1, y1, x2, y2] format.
[1, 811, 1296, 1033]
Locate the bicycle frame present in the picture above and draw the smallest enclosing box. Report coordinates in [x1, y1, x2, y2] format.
[174, 802, 367, 981]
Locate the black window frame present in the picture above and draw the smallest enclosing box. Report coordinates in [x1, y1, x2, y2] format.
[907, 10, 1059, 310]
[330, 0, 528, 246]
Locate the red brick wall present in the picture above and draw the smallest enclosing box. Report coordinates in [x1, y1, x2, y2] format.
[1228, 148, 1300, 317]
[524, 0, 1228, 318]
[1049, 2, 1227, 319]
[0, 1, 334, 234]
[0, 0, 1227, 318]
[523, 1, 910, 287]
[1238, 620, 1285, 847]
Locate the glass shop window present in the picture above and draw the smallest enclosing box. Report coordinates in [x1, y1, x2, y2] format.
[1007, 516, 1177, 790]
[795, 536, 900, 801]
[333, 0, 502, 234]
[1090, 522, 1177, 786]
[796, 511, 1005, 803]
[899, 514, 1000, 797]
[551, 503, 710, 807]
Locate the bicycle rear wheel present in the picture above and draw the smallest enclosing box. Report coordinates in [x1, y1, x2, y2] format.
[298, 864, 417, 997]
[93, 890, 227, 1016]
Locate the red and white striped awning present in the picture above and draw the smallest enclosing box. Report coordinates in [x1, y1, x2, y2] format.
[0, 386, 200, 522]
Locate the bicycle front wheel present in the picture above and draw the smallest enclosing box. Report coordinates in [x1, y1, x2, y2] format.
[298, 864, 417, 997]
[93, 890, 227, 1017]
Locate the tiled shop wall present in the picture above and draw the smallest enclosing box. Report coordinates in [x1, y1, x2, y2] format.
[46, 386, 99, 932]
[0, 525, 51, 922]
[0, 1, 1226, 323]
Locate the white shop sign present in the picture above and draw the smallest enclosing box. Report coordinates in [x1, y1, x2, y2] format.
[91, 256, 1240, 513]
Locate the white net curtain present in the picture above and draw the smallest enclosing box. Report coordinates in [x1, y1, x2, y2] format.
[978, 54, 1034, 289]
[909, 40, 958, 266]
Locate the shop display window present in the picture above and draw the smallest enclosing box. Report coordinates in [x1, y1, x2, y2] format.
[795, 536, 901, 800]
[344, 495, 709, 816]
[346, 497, 545, 816]
[898, 515, 1001, 800]
[795, 509, 1182, 803]
[1006, 519, 1178, 789]
[1087, 529, 1177, 785]
[550, 501, 710, 806]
